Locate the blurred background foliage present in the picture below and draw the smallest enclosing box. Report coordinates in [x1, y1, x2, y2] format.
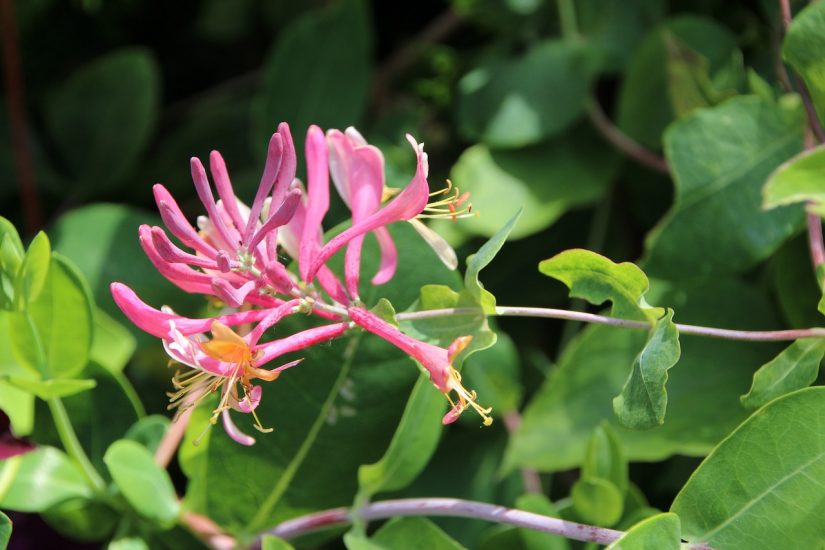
[1, 0, 822, 548]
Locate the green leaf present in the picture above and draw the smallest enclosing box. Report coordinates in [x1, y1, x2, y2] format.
[89, 307, 136, 373]
[763, 144, 825, 214]
[103, 440, 180, 526]
[0, 218, 24, 310]
[4, 377, 96, 399]
[582, 424, 628, 495]
[372, 517, 465, 550]
[108, 537, 150, 550]
[514, 494, 570, 550]
[443, 127, 619, 241]
[643, 95, 806, 279]
[14, 231, 50, 309]
[782, 2, 825, 124]
[10, 255, 93, 378]
[261, 535, 296, 550]
[613, 310, 681, 429]
[465, 209, 522, 313]
[0, 511, 10, 548]
[740, 339, 825, 410]
[0, 312, 35, 435]
[457, 41, 591, 148]
[617, 16, 737, 148]
[606, 513, 680, 550]
[124, 415, 170, 455]
[504, 278, 782, 473]
[356, 373, 446, 499]
[664, 35, 739, 118]
[571, 477, 624, 527]
[44, 48, 159, 194]
[254, 0, 371, 152]
[672, 387, 825, 549]
[43, 497, 118, 542]
[0, 447, 92, 512]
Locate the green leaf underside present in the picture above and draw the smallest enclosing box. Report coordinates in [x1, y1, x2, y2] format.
[740, 338, 825, 410]
[103, 439, 180, 526]
[504, 279, 782, 473]
[672, 387, 825, 549]
[0, 447, 92, 512]
[783, 2, 825, 124]
[643, 95, 805, 279]
[606, 512, 681, 550]
[613, 310, 681, 429]
[762, 144, 825, 212]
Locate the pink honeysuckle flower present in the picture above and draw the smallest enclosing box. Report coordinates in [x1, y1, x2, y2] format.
[347, 306, 493, 426]
[110, 282, 348, 444]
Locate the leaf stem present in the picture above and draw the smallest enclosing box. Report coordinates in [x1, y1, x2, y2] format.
[556, 0, 579, 39]
[396, 306, 825, 342]
[47, 397, 106, 492]
[262, 497, 623, 544]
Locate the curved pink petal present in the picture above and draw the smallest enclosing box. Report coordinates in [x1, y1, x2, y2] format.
[299, 125, 330, 282]
[242, 132, 283, 246]
[139, 225, 215, 295]
[153, 184, 217, 258]
[247, 187, 301, 250]
[211, 279, 257, 308]
[209, 150, 245, 232]
[150, 226, 216, 269]
[270, 122, 297, 211]
[256, 323, 348, 364]
[234, 385, 262, 413]
[344, 235, 365, 300]
[370, 226, 397, 285]
[190, 157, 239, 251]
[316, 264, 349, 306]
[221, 410, 255, 446]
[248, 299, 301, 346]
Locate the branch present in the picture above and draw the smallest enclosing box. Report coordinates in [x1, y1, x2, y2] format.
[396, 306, 825, 342]
[586, 99, 670, 174]
[265, 497, 624, 544]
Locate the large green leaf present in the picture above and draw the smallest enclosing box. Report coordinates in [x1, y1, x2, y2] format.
[10, 255, 93, 378]
[183, 223, 459, 535]
[457, 41, 591, 148]
[643, 95, 805, 279]
[253, 0, 371, 152]
[443, 126, 619, 241]
[0, 447, 92, 512]
[783, 2, 825, 124]
[14, 231, 50, 309]
[606, 513, 680, 550]
[44, 48, 159, 194]
[89, 307, 136, 373]
[0, 312, 35, 436]
[504, 279, 781, 473]
[740, 338, 825, 410]
[672, 387, 825, 549]
[104, 439, 180, 527]
[617, 16, 738, 149]
[762, 144, 825, 215]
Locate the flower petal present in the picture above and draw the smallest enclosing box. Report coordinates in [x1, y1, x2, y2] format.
[221, 410, 255, 446]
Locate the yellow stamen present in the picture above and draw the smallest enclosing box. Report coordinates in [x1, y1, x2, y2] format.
[446, 367, 493, 426]
[418, 180, 477, 221]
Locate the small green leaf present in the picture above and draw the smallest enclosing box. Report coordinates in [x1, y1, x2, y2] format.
[124, 415, 170, 455]
[514, 494, 570, 550]
[89, 308, 136, 373]
[465, 209, 522, 313]
[0, 218, 25, 310]
[14, 231, 50, 309]
[672, 387, 825, 549]
[0, 312, 35, 435]
[457, 41, 591, 147]
[606, 512, 681, 550]
[0, 447, 92, 512]
[763, 144, 825, 214]
[4, 377, 96, 399]
[10, 255, 93, 378]
[103, 440, 180, 526]
[613, 310, 681, 429]
[582, 424, 628, 495]
[261, 535, 296, 550]
[782, 2, 825, 123]
[740, 339, 825, 410]
[370, 298, 398, 327]
[0, 511, 10, 548]
[372, 517, 465, 550]
[571, 477, 624, 527]
[108, 537, 150, 550]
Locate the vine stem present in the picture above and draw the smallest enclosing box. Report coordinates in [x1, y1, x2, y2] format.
[264, 497, 623, 544]
[47, 398, 106, 492]
[395, 306, 825, 342]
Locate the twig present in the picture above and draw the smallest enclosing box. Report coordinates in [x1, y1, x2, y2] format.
[397, 306, 825, 341]
[265, 497, 624, 544]
[586, 99, 670, 174]
[503, 411, 542, 494]
[154, 406, 195, 469]
[0, 0, 42, 234]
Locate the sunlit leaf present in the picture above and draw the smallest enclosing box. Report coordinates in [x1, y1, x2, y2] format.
[606, 512, 680, 550]
[740, 338, 825, 410]
[0, 447, 92, 512]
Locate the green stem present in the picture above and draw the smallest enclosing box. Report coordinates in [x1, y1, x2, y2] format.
[556, 0, 578, 38]
[47, 397, 106, 492]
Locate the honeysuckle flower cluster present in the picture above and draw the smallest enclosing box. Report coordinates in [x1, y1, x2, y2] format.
[111, 123, 488, 445]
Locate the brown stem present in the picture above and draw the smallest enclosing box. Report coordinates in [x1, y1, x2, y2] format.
[586, 99, 669, 174]
[0, 0, 42, 234]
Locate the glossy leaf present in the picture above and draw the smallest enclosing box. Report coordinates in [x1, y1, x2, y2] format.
[371, 517, 465, 550]
[763, 144, 825, 214]
[613, 310, 681, 429]
[254, 0, 370, 150]
[103, 439, 180, 526]
[444, 127, 619, 240]
[740, 338, 825, 410]
[14, 231, 50, 309]
[0, 312, 35, 436]
[457, 41, 590, 148]
[606, 512, 680, 550]
[44, 48, 159, 193]
[0, 446, 92, 512]
[643, 95, 805, 279]
[4, 377, 96, 399]
[571, 477, 624, 527]
[783, 2, 825, 122]
[504, 279, 781, 473]
[10, 255, 93, 378]
[672, 387, 825, 549]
